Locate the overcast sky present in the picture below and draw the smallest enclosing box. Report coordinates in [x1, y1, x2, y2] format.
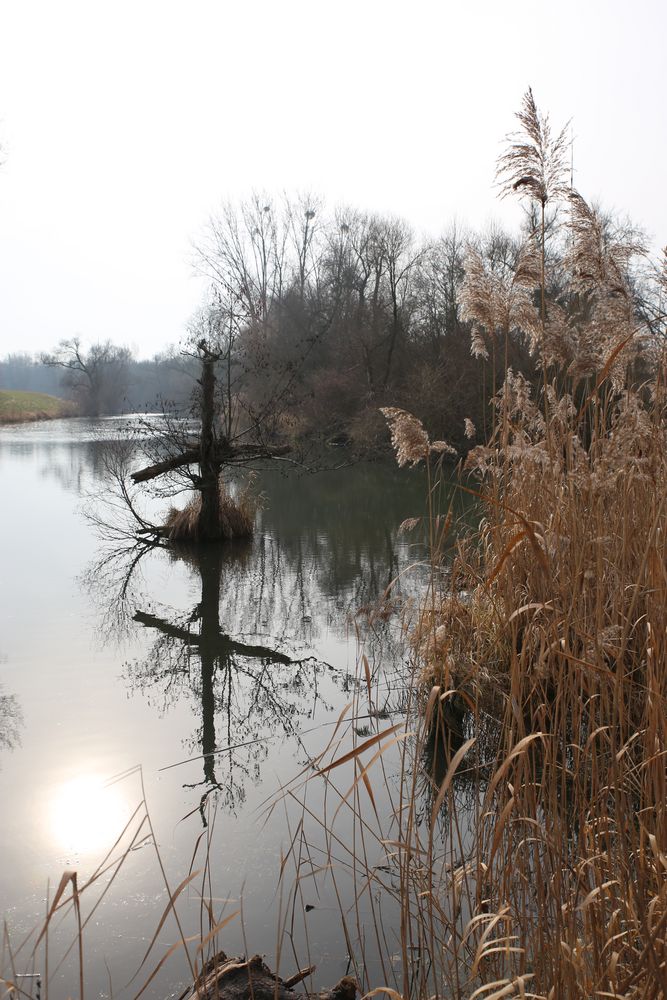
[0, 0, 665, 359]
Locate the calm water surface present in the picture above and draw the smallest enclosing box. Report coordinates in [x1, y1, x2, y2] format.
[0, 417, 461, 999]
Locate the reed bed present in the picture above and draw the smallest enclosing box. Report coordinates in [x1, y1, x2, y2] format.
[278, 93, 667, 999]
[165, 480, 256, 542]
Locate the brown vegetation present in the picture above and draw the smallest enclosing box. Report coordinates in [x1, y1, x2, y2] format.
[278, 91, 667, 1000]
[164, 483, 255, 543]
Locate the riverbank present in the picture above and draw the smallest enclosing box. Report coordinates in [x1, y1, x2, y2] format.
[0, 389, 77, 424]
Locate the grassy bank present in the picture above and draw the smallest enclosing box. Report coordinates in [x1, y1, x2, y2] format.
[0, 389, 77, 424]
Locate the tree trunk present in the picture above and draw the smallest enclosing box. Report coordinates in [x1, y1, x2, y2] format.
[199, 546, 223, 785]
[199, 349, 223, 539]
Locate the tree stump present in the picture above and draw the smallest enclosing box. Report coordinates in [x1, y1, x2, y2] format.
[176, 953, 357, 1000]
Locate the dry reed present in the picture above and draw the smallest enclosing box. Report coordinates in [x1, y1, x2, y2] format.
[165, 480, 256, 542]
[279, 92, 667, 1000]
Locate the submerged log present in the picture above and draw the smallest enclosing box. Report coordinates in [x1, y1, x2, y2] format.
[177, 953, 357, 1000]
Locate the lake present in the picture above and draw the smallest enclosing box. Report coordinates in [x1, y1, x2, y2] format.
[0, 417, 465, 999]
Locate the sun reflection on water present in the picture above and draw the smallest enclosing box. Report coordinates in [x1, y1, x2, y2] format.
[50, 774, 131, 856]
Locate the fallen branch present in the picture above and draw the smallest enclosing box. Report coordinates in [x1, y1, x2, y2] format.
[131, 443, 291, 484]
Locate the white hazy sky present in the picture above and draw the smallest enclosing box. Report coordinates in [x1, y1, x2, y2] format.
[0, 0, 665, 359]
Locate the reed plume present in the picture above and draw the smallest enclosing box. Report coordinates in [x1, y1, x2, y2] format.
[496, 87, 570, 208]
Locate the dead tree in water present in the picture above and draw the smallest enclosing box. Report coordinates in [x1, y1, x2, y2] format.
[199, 340, 225, 538]
[130, 340, 288, 543]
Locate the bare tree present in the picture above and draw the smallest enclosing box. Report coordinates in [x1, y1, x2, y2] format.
[194, 195, 288, 336]
[125, 337, 289, 543]
[285, 193, 322, 303]
[41, 337, 133, 416]
[380, 217, 422, 389]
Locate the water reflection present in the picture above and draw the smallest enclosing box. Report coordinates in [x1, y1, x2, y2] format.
[86, 478, 416, 823]
[126, 541, 349, 819]
[0, 683, 23, 757]
[0, 417, 474, 997]
[256, 463, 428, 608]
[76, 429, 466, 828]
[422, 694, 469, 791]
[0, 415, 174, 495]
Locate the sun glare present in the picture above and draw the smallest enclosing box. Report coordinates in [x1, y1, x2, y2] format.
[50, 774, 131, 856]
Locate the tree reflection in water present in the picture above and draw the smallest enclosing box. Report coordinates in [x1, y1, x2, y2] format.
[87, 532, 408, 823]
[0, 685, 23, 759]
[84, 454, 437, 822]
[129, 541, 346, 819]
[0, 651, 23, 760]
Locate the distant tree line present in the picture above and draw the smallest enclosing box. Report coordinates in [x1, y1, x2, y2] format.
[186, 196, 539, 453]
[186, 193, 659, 453]
[2, 191, 660, 450]
[0, 343, 197, 417]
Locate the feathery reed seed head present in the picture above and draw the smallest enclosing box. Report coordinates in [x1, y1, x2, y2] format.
[380, 406, 456, 466]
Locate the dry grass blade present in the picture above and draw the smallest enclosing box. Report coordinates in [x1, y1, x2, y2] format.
[132, 933, 203, 1000]
[194, 910, 241, 968]
[469, 977, 535, 999]
[455, 482, 550, 577]
[486, 531, 528, 587]
[360, 988, 404, 1000]
[486, 734, 543, 800]
[362, 654, 373, 706]
[260, 702, 355, 819]
[486, 795, 516, 875]
[316, 724, 403, 776]
[576, 333, 636, 419]
[32, 871, 77, 950]
[333, 735, 407, 824]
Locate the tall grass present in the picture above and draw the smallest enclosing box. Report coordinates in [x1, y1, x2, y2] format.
[164, 479, 256, 542]
[279, 94, 667, 1000]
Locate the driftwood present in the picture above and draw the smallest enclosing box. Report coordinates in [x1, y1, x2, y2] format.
[176, 952, 357, 1000]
